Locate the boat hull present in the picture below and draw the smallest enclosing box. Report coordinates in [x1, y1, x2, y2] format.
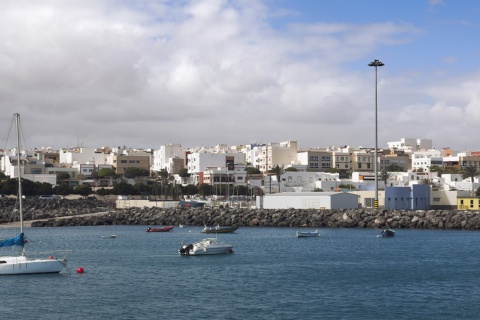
[296, 231, 320, 237]
[202, 226, 239, 234]
[380, 229, 395, 237]
[179, 238, 233, 256]
[178, 201, 206, 208]
[146, 226, 174, 232]
[0, 256, 67, 275]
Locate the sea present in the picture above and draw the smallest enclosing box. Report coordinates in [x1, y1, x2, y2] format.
[1, 225, 480, 320]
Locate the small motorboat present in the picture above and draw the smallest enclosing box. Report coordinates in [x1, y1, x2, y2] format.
[101, 235, 117, 239]
[178, 238, 234, 256]
[379, 229, 395, 237]
[296, 230, 320, 237]
[146, 226, 174, 232]
[202, 225, 239, 234]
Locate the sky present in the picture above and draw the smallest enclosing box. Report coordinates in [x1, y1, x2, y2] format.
[1, 0, 480, 152]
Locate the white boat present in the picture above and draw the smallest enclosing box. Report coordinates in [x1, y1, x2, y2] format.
[0, 114, 68, 275]
[296, 230, 320, 237]
[202, 225, 239, 234]
[178, 238, 234, 256]
[101, 235, 117, 239]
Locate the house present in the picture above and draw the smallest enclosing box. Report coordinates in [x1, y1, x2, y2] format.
[457, 196, 480, 210]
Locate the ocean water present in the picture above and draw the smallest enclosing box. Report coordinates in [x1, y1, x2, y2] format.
[1, 225, 479, 320]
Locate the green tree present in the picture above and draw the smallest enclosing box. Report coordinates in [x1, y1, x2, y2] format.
[181, 184, 198, 196]
[379, 169, 392, 188]
[444, 167, 460, 174]
[245, 167, 261, 175]
[475, 187, 480, 197]
[198, 183, 213, 196]
[429, 165, 444, 175]
[124, 167, 149, 179]
[113, 182, 139, 195]
[462, 165, 480, 196]
[56, 172, 71, 186]
[98, 168, 117, 178]
[75, 185, 93, 198]
[268, 164, 285, 193]
[53, 185, 74, 196]
[178, 168, 190, 178]
[386, 163, 403, 172]
[284, 167, 298, 172]
[96, 188, 112, 196]
[134, 182, 152, 195]
[419, 178, 431, 185]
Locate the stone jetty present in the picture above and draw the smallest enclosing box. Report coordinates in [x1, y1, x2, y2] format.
[1, 198, 480, 230]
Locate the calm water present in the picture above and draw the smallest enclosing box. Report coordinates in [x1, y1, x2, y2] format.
[1, 225, 480, 320]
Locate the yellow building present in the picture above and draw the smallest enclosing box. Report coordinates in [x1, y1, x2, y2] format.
[457, 196, 480, 210]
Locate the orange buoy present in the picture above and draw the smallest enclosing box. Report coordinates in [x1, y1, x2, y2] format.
[77, 267, 85, 274]
[49, 255, 54, 260]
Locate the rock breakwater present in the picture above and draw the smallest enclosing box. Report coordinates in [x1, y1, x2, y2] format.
[4, 201, 477, 230]
[0, 198, 115, 224]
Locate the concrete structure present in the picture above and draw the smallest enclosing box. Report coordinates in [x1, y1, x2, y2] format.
[257, 192, 359, 209]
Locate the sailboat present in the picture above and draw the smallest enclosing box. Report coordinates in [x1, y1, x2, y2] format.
[0, 113, 68, 275]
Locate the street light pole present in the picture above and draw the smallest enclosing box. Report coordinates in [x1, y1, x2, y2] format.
[368, 59, 384, 210]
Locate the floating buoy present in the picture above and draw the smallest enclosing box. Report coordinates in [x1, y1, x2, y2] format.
[49, 255, 54, 260]
[77, 267, 85, 274]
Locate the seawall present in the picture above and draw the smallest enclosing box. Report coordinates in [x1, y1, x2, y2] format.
[23, 205, 480, 230]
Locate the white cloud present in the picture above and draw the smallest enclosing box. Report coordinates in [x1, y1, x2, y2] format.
[0, 0, 478, 152]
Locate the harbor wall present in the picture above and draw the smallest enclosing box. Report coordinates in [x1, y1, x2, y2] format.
[26, 205, 480, 230]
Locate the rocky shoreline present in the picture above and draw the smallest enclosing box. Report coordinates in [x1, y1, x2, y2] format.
[1, 198, 479, 230]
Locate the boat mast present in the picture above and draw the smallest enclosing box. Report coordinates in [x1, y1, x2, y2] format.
[15, 113, 24, 237]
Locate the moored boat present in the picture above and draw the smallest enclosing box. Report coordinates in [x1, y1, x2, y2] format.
[178, 238, 234, 256]
[296, 230, 320, 237]
[146, 226, 174, 232]
[202, 225, 239, 234]
[379, 229, 395, 237]
[0, 113, 68, 275]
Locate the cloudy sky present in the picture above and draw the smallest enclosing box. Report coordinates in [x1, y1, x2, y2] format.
[1, 0, 479, 151]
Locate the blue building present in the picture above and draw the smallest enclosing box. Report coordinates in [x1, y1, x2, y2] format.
[384, 184, 430, 210]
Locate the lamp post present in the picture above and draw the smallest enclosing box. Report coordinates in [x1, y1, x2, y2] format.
[368, 59, 384, 209]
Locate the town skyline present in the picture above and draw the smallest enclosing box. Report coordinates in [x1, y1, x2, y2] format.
[1, 1, 479, 150]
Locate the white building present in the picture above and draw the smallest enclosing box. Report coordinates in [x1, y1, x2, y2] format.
[260, 141, 298, 173]
[257, 192, 359, 209]
[152, 143, 184, 173]
[410, 149, 443, 172]
[187, 152, 245, 185]
[387, 138, 432, 152]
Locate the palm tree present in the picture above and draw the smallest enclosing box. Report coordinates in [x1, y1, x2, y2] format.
[462, 165, 480, 196]
[269, 164, 284, 193]
[379, 169, 392, 189]
[429, 165, 444, 175]
[419, 178, 431, 185]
